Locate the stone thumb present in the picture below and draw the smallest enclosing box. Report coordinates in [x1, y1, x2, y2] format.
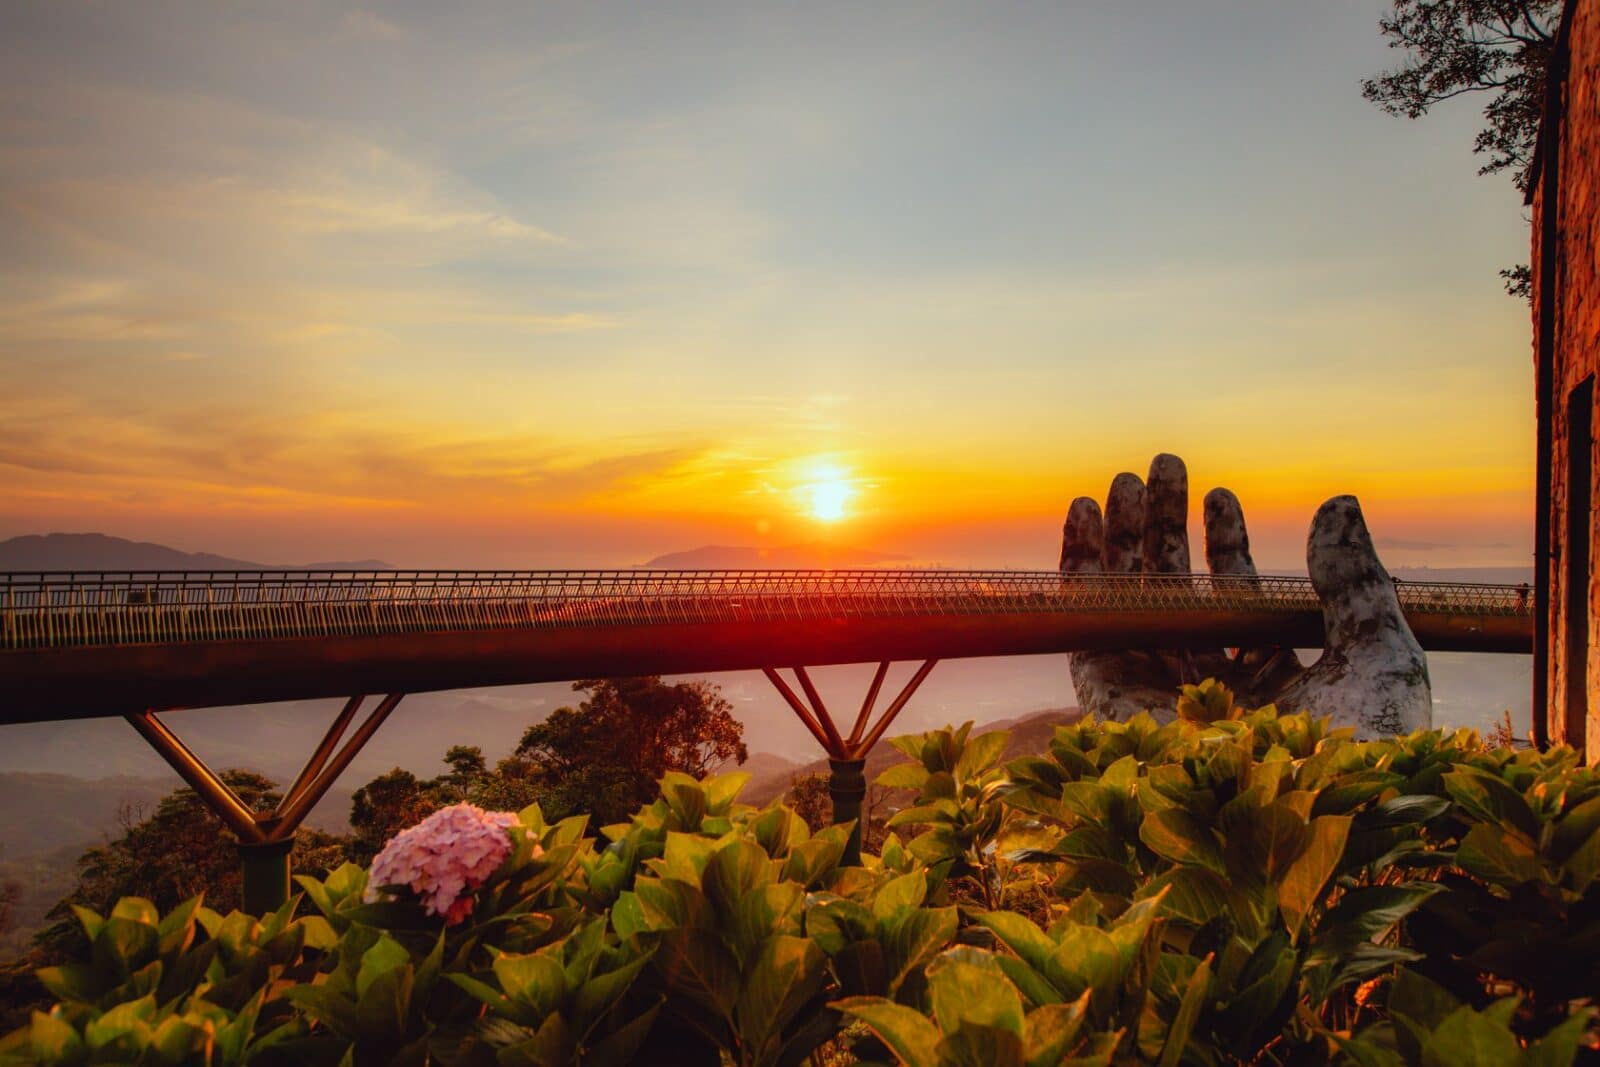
[1280, 495, 1431, 736]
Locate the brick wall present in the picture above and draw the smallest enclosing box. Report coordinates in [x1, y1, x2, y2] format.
[1533, 0, 1600, 758]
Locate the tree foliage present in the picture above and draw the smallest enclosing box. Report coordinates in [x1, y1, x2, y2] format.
[1364, 0, 1563, 297]
[511, 677, 748, 825]
[346, 677, 749, 854]
[1364, 0, 1561, 191]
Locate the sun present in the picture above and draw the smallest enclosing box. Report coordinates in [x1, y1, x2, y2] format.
[809, 478, 853, 522]
[791, 461, 858, 523]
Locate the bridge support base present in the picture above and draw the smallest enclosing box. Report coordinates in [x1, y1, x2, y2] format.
[762, 660, 937, 863]
[827, 758, 867, 866]
[124, 694, 405, 913]
[238, 839, 294, 915]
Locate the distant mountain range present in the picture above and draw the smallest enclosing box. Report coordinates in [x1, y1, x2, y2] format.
[639, 544, 908, 569]
[0, 533, 390, 572]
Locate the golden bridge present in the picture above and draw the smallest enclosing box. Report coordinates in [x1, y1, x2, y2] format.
[0, 568, 1532, 906]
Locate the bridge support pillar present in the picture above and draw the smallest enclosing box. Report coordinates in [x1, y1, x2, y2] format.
[762, 660, 937, 864]
[238, 839, 295, 914]
[124, 694, 406, 914]
[827, 758, 867, 866]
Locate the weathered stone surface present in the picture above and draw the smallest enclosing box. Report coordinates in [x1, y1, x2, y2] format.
[1142, 454, 1190, 574]
[1103, 473, 1146, 573]
[1067, 474, 1178, 721]
[1275, 496, 1432, 736]
[1059, 497, 1104, 574]
[1061, 457, 1431, 738]
[1203, 488, 1254, 577]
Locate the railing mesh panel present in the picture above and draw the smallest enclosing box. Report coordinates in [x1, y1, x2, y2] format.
[0, 570, 1532, 651]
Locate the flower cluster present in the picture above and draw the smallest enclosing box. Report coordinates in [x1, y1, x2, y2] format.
[365, 803, 531, 924]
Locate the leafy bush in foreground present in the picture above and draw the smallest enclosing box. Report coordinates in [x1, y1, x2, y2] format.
[2, 684, 1597, 1065]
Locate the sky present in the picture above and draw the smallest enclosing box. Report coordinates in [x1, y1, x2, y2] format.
[0, 1, 1538, 571]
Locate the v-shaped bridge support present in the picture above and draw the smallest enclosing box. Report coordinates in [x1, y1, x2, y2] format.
[762, 660, 938, 864]
[125, 694, 405, 911]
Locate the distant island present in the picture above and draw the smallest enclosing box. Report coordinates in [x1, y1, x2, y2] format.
[0, 532, 391, 572]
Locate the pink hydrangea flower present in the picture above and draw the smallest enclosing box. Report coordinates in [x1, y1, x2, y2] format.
[365, 803, 538, 924]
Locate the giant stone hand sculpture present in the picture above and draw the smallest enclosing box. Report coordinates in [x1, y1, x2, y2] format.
[1060, 453, 1431, 738]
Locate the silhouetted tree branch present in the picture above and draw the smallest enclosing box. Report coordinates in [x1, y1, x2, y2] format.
[1364, 0, 1562, 297]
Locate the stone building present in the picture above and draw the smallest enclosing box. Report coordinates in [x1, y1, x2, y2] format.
[1531, 0, 1600, 758]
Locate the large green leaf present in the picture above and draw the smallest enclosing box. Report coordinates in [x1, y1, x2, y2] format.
[355, 934, 411, 1000]
[734, 935, 827, 1062]
[1139, 867, 1234, 928]
[659, 832, 719, 886]
[877, 763, 932, 790]
[705, 840, 775, 914]
[1157, 954, 1212, 1067]
[493, 951, 566, 1019]
[1312, 771, 1404, 815]
[355, 964, 413, 1043]
[975, 911, 1056, 977]
[927, 954, 1024, 1036]
[1279, 815, 1351, 941]
[1223, 800, 1310, 885]
[956, 730, 1010, 781]
[93, 916, 158, 977]
[1309, 883, 1442, 961]
[1454, 824, 1544, 887]
[26, 1011, 86, 1063]
[1565, 818, 1600, 892]
[1360, 794, 1451, 829]
[1046, 924, 1120, 998]
[655, 927, 740, 1021]
[832, 997, 941, 1067]
[731, 882, 805, 965]
[702, 771, 750, 811]
[938, 1022, 1026, 1067]
[873, 871, 928, 919]
[584, 1003, 663, 1067]
[1550, 793, 1600, 860]
[1058, 782, 1114, 826]
[1022, 992, 1090, 1067]
[1139, 810, 1226, 874]
[1520, 1009, 1593, 1067]
[881, 907, 958, 994]
[1443, 769, 1540, 841]
[1386, 968, 1460, 1033]
[1418, 1003, 1521, 1067]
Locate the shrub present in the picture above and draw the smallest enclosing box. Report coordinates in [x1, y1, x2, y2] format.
[3, 687, 1597, 1065]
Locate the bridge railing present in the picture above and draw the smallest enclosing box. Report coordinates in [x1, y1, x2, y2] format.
[0, 569, 1532, 652]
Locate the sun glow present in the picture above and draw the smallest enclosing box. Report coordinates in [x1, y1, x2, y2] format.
[810, 479, 852, 522]
[793, 460, 859, 523]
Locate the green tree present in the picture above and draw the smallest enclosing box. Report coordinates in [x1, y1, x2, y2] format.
[1364, 0, 1563, 296]
[512, 677, 747, 825]
[785, 772, 833, 833]
[345, 677, 747, 849]
[347, 768, 448, 863]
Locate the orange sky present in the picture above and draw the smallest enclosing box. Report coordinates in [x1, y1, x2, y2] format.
[0, 3, 1536, 571]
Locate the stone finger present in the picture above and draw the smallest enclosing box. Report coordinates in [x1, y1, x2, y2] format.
[1060, 497, 1105, 574]
[1203, 487, 1257, 578]
[1103, 472, 1146, 573]
[1142, 453, 1191, 574]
